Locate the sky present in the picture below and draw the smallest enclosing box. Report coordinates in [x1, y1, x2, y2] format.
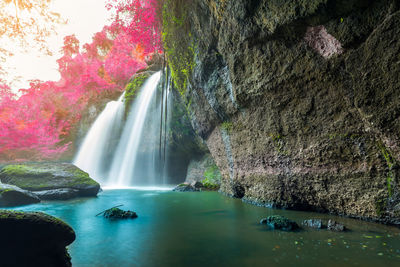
[4, 0, 113, 91]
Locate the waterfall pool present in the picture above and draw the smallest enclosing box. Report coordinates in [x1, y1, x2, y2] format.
[14, 189, 400, 266]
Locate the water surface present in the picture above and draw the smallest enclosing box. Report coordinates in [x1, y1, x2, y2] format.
[15, 190, 400, 266]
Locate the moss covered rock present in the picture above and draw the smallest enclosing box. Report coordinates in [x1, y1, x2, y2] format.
[124, 71, 153, 117]
[0, 183, 40, 207]
[0, 210, 75, 266]
[101, 207, 138, 219]
[0, 163, 100, 199]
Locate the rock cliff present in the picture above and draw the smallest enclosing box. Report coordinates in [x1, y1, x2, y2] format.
[162, 0, 400, 224]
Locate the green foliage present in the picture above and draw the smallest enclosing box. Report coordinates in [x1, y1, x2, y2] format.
[202, 164, 221, 190]
[377, 142, 395, 197]
[161, 0, 195, 95]
[221, 121, 233, 133]
[124, 73, 151, 117]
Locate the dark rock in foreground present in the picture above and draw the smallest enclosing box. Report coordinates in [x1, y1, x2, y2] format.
[0, 184, 40, 207]
[0, 163, 100, 200]
[172, 183, 200, 192]
[327, 220, 346, 232]
[302, 219, 324, 229]
[101, 207, 138, 219]
[260, 215, 299, 231]
[0, 210, 75, 267]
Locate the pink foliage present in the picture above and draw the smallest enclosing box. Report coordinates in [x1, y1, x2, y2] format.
[0, 0, 161, 161]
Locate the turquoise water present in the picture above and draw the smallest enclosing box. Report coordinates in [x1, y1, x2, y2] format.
[14, 189, 400, 267]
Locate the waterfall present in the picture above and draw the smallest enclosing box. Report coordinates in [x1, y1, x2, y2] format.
[105, 71, 163, 187]
[73, 92, 125, 183]
[74, 71, 172, 187]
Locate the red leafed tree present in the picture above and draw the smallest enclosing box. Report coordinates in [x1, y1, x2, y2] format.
[0, 0, 161, 161]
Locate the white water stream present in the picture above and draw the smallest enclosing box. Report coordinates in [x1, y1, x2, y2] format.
[74, 71, 167, 187]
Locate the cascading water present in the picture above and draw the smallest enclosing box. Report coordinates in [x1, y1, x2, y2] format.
[73, 92, 125, 183]
[105, 71, 163, 187]
[74, 71, 171, 187]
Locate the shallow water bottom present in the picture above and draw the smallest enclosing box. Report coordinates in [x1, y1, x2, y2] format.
[14, 189, 400, 267]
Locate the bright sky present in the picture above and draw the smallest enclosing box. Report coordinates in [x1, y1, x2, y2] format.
[5, 0, 113, 91]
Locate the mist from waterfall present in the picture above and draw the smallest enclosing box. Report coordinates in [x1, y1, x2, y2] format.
[73, 92, 125, 182]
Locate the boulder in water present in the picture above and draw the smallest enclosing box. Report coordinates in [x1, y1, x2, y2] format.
[172, 183, 200, 192]
[0, 210, 75, 266]
[99, 207, 138, 219]
[302, 219, 324, 229]
[327, 220, 346, 231]
[0, 163, 100, 200]
[0, 183, 40, 207]
[260, 215, 299, 231]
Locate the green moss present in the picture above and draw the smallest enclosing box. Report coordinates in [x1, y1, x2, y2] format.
[162, 0, 195, 95]
[377, 142, 395, 197]
[270, 133, 289, 156]
[124, 73, 151, 117]
[0, 163, 98, 190]
[221, 121, 233, 133]
[202, 164, 221, 190]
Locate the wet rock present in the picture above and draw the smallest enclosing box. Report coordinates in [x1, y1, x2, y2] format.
[302, 219, 324, 229]
[260, 215, 299, 231]
[0, 184, 40, 207]
[0, 210, 75, 267]
[102, 208, 138, 219]
[327, 220, 346, 231]
[0, 163, 100, 200]
[33, 188, 80, 201]
[191, 181, 204, 189]
[172, 183, 200, 192]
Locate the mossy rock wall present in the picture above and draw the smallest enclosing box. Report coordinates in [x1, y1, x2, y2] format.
[162, 0, 400, 224]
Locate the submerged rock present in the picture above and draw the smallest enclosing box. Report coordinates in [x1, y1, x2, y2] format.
[302, 219, 324, 229]
[260, 215, 299, 231]
[327, 220, 346, 232]
[0, 210, 75, 267]
[172, 183, 200, 192]
[0, 183, 40, 207]
[0, 163, 100, 200]
[102, 208, 138, 219]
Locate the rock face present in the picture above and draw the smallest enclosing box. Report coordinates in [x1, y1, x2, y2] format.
[0, 210, 75, 267]
[185, 153, 220, 184]
[0, 183, 40, 207]
[162, 0, 400, 224]
[0, 163, 100, 200]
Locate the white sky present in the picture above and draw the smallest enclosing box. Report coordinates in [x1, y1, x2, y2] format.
[4, 0, 113, 91]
